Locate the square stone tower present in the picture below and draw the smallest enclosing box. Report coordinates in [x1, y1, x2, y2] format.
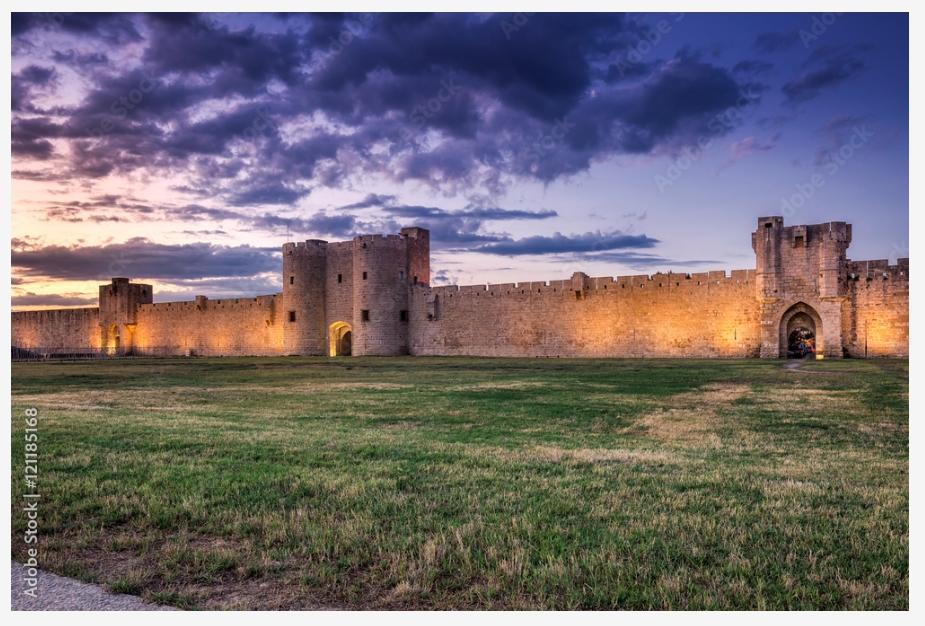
[98, 277, 153, 354]
[752, 216, 852, 357]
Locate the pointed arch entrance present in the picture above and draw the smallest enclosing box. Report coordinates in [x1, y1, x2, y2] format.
[328, 321, 353, 357]
[779, 302, 823, 358]
[104, 323, 120, 355]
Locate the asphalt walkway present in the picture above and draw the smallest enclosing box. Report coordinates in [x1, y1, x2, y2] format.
[11, 561, 175, 611]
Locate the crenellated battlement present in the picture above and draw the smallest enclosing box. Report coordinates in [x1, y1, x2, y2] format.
[283, 239, 328, 254]
[846, 258, 909, 281]
[428, 268, 757, 300]
[139, 293, 281, 313]
[354, 233, 405, 243]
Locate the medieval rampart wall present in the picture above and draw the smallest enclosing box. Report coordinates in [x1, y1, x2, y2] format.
[11, 308, 101, 351]
[133, 294, 284, 356]
[841, 258, 909, 357]
[409, 269, 762, 357]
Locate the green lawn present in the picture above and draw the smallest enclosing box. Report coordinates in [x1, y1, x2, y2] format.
[10, 357, 908, 609]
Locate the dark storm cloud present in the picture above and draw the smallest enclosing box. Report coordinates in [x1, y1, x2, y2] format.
[299, 213, 359, 238]
[380, 204, 557, 221]
[431, 269, 454, 285]
[328, 195, 558, 246]
[338, 193, 398, 210]
[50, 49, 110, 66]
[472, 231, 658, 256]
[131, 202, 244, 224]
[782, 45, 867, 103]
[576, 251, 720, 269]
[612, 54, 750, 146]
[309, 13, 626, 121]
[73, 69, 211, 122]
[12, 13, 760, 194]
[15, 65, 57, 86]
[141, 13, 305, 87]
[12, 137, 55, 160]
[180, 229, 228, 236]
[12, 64, 58, 113]
[12, 12, 142, 44]
[12, 238, 279, 281]
[227, 181, 311, 206]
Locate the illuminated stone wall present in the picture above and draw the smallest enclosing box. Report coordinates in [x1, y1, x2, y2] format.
[133, 294, 284, 356]
[11, 307, 101, 352]
[842, 259, 909, 357]
[408, 270, 762, 357]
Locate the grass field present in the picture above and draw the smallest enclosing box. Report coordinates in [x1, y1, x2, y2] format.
[10, 357, 908, 609]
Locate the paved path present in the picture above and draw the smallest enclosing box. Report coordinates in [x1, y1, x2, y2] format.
[11, 561, 176, 611]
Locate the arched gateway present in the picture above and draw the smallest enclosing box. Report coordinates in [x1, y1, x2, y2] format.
[328, 321, 352, 357]
[779, 302, 823, 358]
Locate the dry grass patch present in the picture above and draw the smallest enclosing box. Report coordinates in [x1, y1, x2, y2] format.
[446, 380, 547, 391]
[636, 383, 750, 444]
[530, 445, 673, 464]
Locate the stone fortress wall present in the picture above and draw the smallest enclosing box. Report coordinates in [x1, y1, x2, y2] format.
[11, 218, 909, 359]
[409, 270, 762, 357]
[11, 307, 101, 353]
[842, 258, 910, 357]
[133, 294, 285, 356]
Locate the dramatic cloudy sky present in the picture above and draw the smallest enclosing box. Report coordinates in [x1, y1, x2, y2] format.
[11, 12, 909, 308]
